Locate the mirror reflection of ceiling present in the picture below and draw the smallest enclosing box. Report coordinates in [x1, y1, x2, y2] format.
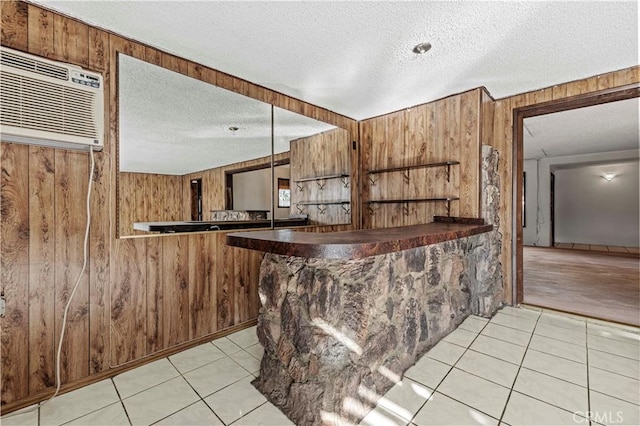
[274, 108, 336, 155]
[119, 55, 270, 175]
[33, 1, 637, 120]
[119, 55, 334, 175]
[524, 98, 640, 160]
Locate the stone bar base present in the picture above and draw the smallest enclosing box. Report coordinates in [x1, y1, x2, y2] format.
[253, 232, 503, 425]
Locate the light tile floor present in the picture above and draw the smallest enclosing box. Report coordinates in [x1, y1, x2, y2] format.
[3, 307, 639, 425]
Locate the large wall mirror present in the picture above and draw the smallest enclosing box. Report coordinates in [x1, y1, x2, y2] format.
[117, 53, 352, 237]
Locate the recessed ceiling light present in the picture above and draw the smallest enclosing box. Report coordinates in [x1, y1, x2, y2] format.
[228, 126, 239, 132]
[412, 42, 432, 54]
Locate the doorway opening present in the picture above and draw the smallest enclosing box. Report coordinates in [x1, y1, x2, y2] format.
[514, 84, 640, 326]
[190, 178, 202, 221]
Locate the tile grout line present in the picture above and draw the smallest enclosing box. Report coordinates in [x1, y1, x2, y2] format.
[150, 399, 216, 426]
[165, 356, 228, 425]
[111, 377, 134, 426]
[408, 316, 496, 425]
[167, 340, 262, 425]
[496, 309, 541, 424]
[496, 311, 595, 423]
[226, 401, 270, 426]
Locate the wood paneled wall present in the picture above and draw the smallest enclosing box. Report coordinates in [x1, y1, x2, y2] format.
[119, 172, 184, 235]
[489, 66, 640, 304]
[109, 231, 262, 366]
[290, 128, 352, 225]
[0, 0, 357, 411]
[360, 88, 487, 229]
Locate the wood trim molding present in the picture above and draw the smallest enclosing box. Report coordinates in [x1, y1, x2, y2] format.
[1, 319, 257, 414]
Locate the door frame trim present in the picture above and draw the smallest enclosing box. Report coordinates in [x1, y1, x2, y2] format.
[512, 84, 640, 304]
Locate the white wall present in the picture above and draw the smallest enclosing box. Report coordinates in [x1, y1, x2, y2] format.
[523, 159, 539, 245]
[232, 165, 291, 219]
[523, 149, 639, 247]
[554, 161, 639, 246]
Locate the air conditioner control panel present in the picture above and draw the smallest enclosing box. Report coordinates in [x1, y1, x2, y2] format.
[71, 70, 101, 89]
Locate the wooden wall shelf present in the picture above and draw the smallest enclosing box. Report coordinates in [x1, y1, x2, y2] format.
[294, 173, 350, 183]
[295, 200, 351, 216]
[368, 160, 459, 184]
[365, 197, 459, 217]
[295, 174, 350, 190]
[296, 200, 351, 205]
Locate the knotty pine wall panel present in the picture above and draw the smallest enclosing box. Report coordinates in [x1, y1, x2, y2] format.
[1, 0, 358, 411]
[1, 143, 30, 404]
[53, 150, 90, 384]
[490, 66, 640, 304]
[88, 148, 111, 376]
[111, 238, 147, 366]
[1, 0, 28, 51]
[118, 172, 184, 236]
[188, 234, 218, 340]
[161, 236, 190, 349]
[360, 88, 486, 229]
[27, 146, 56, 393]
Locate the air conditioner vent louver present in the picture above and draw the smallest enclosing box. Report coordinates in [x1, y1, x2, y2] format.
[1, 50, 69, 80]
[1, 70, 98, 139]
[0, 46, 103, 151]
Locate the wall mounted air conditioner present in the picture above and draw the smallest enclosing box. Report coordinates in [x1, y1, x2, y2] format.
[0, 46, 104, 151]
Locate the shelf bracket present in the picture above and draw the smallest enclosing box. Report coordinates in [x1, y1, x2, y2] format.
[341, 204, 351, 215]
[296, 205, 306, 214]
[341, 176, 350, 188]
[368, 175, 377, 186]
[403, 169, 410, 184]
[315, 180, 326, 191]
[446, 163, 451, 183]
[367, 204, 376, 215]
[296, 182, 305, 191]
[402, 202, 409, 216]
[317, 205, 327, 215]
[446, 200, 451, 217]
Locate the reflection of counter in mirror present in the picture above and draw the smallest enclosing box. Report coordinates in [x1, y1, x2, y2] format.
[133, 215, 309, 233]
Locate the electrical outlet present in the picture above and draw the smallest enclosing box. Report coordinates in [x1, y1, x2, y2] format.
[0, 296, 5, 317]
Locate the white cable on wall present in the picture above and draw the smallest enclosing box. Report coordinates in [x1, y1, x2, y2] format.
[4, 147, 96, 419]
[50, 147, 96, 401]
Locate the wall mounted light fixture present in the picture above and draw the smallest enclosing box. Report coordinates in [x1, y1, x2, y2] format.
[601, 172, 617, 182]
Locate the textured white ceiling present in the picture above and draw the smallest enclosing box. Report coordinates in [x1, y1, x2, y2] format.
[32, 1, 639, 171]
[524, 98, 640, 160]
[33, 1, 639, 120]
[120, 55, 335, 174]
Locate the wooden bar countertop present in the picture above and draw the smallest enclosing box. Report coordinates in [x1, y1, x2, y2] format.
[227, 217, 492, 259]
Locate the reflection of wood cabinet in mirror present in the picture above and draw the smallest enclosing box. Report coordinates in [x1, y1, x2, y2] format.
[290, 128, 352, 225]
